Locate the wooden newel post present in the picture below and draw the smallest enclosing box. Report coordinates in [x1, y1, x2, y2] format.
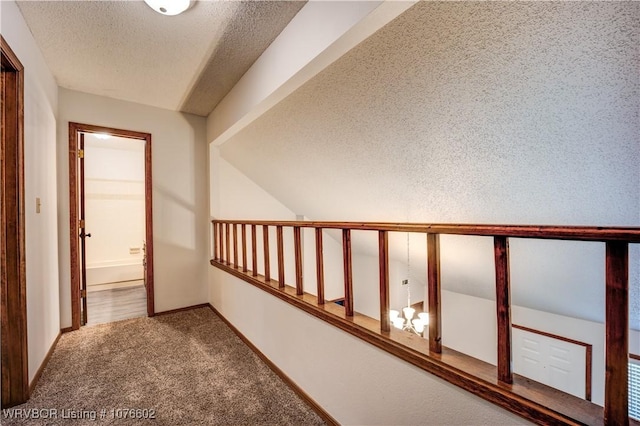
[379, 230, 390, 332]
[604, 241, 629, 426]
[427, 233, 442, 353]
[494, 236, 513, 384]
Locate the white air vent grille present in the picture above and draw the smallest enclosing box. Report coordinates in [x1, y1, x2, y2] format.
[628, 359, 640, 420]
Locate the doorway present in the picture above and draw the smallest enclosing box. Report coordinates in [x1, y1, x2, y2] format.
[68, 123, 154, 330]
[1, 36, 28, 408]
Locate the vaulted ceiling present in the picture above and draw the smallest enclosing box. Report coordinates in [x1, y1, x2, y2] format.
[16, 0, 305, 115]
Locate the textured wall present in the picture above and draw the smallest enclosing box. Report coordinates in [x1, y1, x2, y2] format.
[220, 2, 640, 325]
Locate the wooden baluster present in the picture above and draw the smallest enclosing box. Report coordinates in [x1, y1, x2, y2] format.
[277, 225, 285, 288]
[315, 228, 325, 305]
[225, 223, 231, 265]
[294, 226, 303, 295]
[379, 230, 390, 332]
[343, 229, 354, 316]
[251, 224, 258, 277]
[604, 241, 629, 426]
[219, 222, 224, 264]
[212, 221, 218, 261]
[263, 225, 270, 281]
[427, 233, 442, 353]
[494, 236, 512, 384]
[241, 225, 247, 272]
[233, 224, 238, 267]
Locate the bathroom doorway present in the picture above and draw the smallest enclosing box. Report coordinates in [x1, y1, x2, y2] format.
[68, 123, 154, 329]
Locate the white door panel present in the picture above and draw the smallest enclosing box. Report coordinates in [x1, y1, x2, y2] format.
[513, 328, 587, 399]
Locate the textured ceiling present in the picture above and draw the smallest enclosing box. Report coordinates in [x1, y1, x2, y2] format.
[220, 2, 639, 323]
[16, 0, 305, 115]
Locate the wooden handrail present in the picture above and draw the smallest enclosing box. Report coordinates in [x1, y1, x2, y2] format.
[210, 218, 638, 425]
[210, 220, 640, 242]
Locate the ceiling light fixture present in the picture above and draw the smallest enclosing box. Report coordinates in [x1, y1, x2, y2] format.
[390, 233, 428, 335]
[143, 0, 190, 16]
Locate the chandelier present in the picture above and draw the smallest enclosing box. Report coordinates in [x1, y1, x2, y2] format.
[389, 233, 428, 335]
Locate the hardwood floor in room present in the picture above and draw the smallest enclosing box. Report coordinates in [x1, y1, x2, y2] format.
[86, 281, 146, 326]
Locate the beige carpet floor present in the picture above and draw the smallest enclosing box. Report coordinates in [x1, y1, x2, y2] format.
[4, 308, 325, 425]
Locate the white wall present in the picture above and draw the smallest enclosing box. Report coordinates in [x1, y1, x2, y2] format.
[58, 89, 209, 325]
[209, 150, 528, 423]
[1, 0, 61, 383]
[218, 1, 640, 328]
[210, 270, 529, 425]
[207, 0, 416, 145]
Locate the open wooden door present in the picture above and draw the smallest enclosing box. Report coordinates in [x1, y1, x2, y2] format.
[77, 133, 91, 325]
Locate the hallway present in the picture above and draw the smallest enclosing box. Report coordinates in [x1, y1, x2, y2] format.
[2, 308, 325, 425]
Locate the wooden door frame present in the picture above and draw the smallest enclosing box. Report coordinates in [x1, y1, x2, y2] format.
[68, 122, 155, 330]
[1, 36, 29, 408]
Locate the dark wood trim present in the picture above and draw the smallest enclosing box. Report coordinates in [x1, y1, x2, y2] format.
[232, 224, 238, 267]
[604, 241, 629, 426]
[143, 131, 154, 318]
[241, 224, 247, 272]
[512, 324, 593, 401]
[219, 222, 224, 263]
[378, 230, 390, 332]
[630, 353, 640, 362]
[294, 226, 303, 295]
[225, 223, 230, 266]
[207, 304, 339, 426]
[1, 35, 29, 408]
[251, 224, 258, 277]
[212, 219, 640, 425]
[29, 332, 61, 395]
[213, 219, 218, 261]
[154, 303, 210, 316]
[263, 225, 270, 281]
[60, 327, 74, 334]
[211, 259, 603, 425]
[427, 233, 442, 354]
[342, 229, 354, 317]
[68, 122, 155, 328]
[277, 225, 285, 287]
[494, 236, 513, 384]
[211, 220, 640, 242]
[315, 228, 325, 305]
